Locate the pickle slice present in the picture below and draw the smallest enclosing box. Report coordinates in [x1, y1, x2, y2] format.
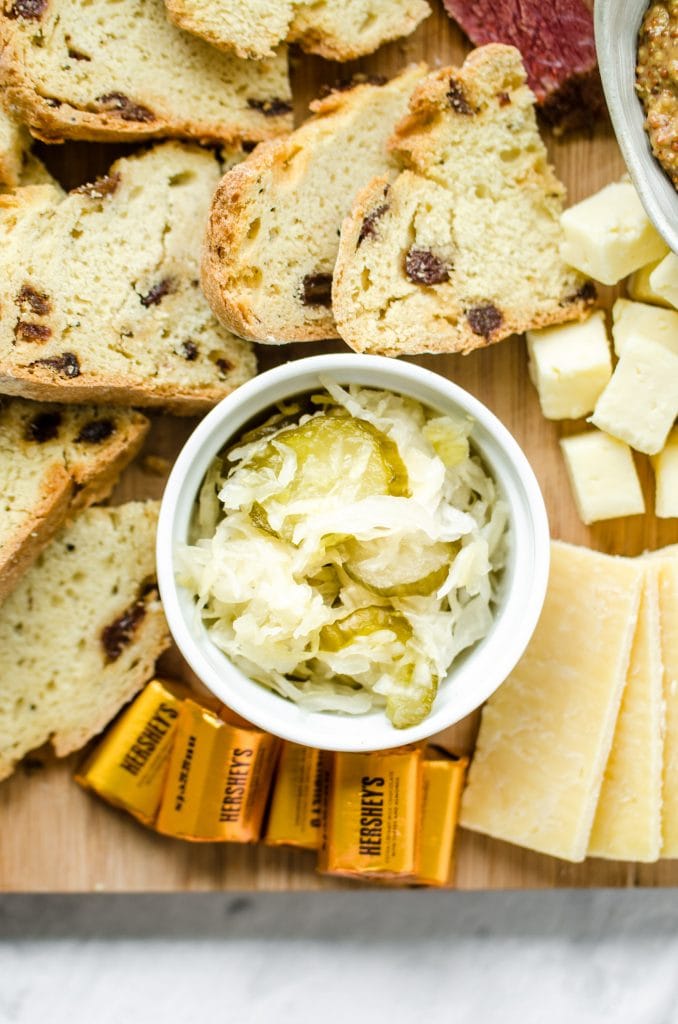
[423, 416, 470, 468]
[319, 606, 411, 652]
[387, 673, 438, 729]
[307, 564, 341, 605]
[256, 414, 408, 504]
[249, 501, 275, 535]
[344, 535, 457, 597]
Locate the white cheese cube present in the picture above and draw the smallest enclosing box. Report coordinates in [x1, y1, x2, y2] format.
[591, 336, 678, 454]
[560, 430, 645, 524]
[652, 427, 678, 518]
[628, 258, 674, 308]
[526, 312, 612, 420]
[649, 252, 678, 310]
[560, 181, 668, 285]
[612, 298, 678, 356]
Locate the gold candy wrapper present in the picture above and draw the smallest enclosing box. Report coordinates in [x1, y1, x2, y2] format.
[75, 679, 185, 825]
[265, 743, 332, 850]
[155, 699, 280, 842]
[321, 746, 421, 879]
[412, 750, 468, 887]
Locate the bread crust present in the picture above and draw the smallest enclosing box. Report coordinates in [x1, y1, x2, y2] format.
[0, 369, 245, 416]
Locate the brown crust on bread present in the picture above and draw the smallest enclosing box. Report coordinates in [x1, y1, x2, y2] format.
[0, 367, 246, 415]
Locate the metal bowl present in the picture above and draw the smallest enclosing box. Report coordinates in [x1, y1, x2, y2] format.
[595, 0, 678, 254]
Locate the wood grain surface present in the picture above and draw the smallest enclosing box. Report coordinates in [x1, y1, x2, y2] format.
[1, 2, 676, 892]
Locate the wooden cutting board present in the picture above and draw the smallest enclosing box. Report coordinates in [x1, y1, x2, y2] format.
[1, 4, 677, 892]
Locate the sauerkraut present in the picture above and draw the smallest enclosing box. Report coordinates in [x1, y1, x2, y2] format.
[177, 383, 509, 728]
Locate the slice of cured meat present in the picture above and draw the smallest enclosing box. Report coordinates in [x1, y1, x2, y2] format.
[442, 0, 605, 132]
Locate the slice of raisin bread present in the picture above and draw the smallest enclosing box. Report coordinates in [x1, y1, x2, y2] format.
[0, 0, 291, 145]
[0, 399, 148, 603]
[0, 501, 170, 780]
[202, 65, 428, 343]
[332, 46, 594, 356]
[165, 0, 430, 61]
[0, 142, 256, 413]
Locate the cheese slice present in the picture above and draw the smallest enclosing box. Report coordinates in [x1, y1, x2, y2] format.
[460, 541, 643, 862]
[588, 567, 664, 861]
[655, 553, 678, 857]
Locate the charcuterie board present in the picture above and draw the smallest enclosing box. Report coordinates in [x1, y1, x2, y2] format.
[1, 3, 677, 892]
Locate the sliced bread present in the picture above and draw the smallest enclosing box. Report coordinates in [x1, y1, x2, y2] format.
[202, 65, 427, 343]
[0, 142, 256, 413]
[165, 0, 430, 61]
[0, 398, 149, 603]
[0, 501, 170, 780]
[332, 46, 594, 356]
[0, 0, 291, 144]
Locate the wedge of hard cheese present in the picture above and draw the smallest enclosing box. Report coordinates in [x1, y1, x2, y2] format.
[588, 566, 664, 862]
[460, 541, 644, 862]
[655, 551, 678, 857]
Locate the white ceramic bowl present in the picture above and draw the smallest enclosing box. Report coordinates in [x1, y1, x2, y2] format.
[157, 354, 550, 751]
[595, 0, 678, 254]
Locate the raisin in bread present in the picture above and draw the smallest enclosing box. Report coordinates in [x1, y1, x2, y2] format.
[0, 399, 148, 603]
[0, 142, 256, 413]
[202, 65, 427, 343]
[165, 0, 430, 61]
[0, 0, 291, 145]
[0, 502, 170, 780]
[332, 46, 594, 356]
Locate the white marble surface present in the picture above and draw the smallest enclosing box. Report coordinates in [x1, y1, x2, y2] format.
[2, 891, 678, 1023]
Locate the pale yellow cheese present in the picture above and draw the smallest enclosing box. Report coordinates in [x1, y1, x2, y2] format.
[649, 252, 678, 310]
[612, 298, 678, 357]
[560, 430, 644, 524]
[588, 567, 663, 862]
[526, 312, 612, 420]
[656, 553, 678, 857]
[560, 181, 668, 286]
[591, 336, 678, 455]
[628, 259, 674, 309]
[652, 427, 678, 518]
[460, 542, 643, 862]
